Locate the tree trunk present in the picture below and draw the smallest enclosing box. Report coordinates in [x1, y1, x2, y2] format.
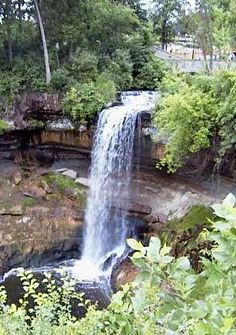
[7, 37, 13, 63]
[209, 52, 213, 71]
[68, 42, 74, 59]
[6, 24, 13, 63]
[4, 0, 13, 64]
[34, 0, 51, 84]
[202, 47, 210, 74]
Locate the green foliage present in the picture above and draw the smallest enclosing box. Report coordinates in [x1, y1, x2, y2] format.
[22, 197, 37, 208]
[0, 120, 9, 133]
[0, 57, 47, 103]
[166, 205, 213, 233]
[0, 270, 86, 335]
[43, 174, 85, 203]
[67, 50, 99, 83]
[104, 49, 134, 89]
[154, 70, 236, 172]
[50, 68, 71, 91]
[63, 75, 116, 123]
[134, 55, 168, 89]
[155, 76, 217, 172]
[152, 0, 184, 48]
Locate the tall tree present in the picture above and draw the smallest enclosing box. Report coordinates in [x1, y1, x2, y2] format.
[186, 0, 233, 72]
[0, 0, 15, 63]
[33, 0, 51, 83]
[152, 0, 184, 50]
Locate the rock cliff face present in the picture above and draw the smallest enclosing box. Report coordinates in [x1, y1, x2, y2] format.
[0, 161, 85, 276]
[6, 92, 63, 130]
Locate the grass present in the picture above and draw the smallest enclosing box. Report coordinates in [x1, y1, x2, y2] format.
[22, 197, 37, 208]
[0, 119, 9, 134]
[43, 174, 86, 205]
[43, 174, 77, 191]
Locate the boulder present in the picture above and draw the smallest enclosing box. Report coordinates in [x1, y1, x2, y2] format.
[111, 258, 139, 291]
[75, 178, 90, 188]
[13, 171, 22, 185]
[23, 186, 46, 199]
[40, 180, 52, 194]
[61, 169, 77, 180]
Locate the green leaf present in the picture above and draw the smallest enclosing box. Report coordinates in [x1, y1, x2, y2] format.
[131, 252, 142, 259]
[213, 221, 231, 231]
[127, 239, 143, 251]
[147, 237, 161, 262]
[176, 257, 191, 270]
[211, 204, 230, 219]
[223, 193, 235, 208]
[220, 317, 235, 333]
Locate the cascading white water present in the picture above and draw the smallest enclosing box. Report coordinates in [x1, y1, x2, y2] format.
[73, 91, 157, 280]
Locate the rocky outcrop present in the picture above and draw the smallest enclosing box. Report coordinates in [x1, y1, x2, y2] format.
[0, 162, 86, 276]
[111, 258, 139, 291]
[8, 92, 63, 130]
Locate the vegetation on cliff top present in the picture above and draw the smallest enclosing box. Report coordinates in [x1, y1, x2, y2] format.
[154, 70, 236, 174]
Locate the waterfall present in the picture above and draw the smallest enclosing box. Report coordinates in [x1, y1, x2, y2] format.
[73, 91, 157, 280]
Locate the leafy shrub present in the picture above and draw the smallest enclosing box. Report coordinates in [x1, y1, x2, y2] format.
[124, 194, 236, 334]
[0, 120, 9, 134]
[134, 55, 168, 89]
[50, 68, 72, 91]
[104, 49, 134, 89]
[67, 50, 99, 83]
[154, 70, 236, 172]
[63, 75, 116, 123]
[155, 80, 217, 172]
[0, 57, 47, 104]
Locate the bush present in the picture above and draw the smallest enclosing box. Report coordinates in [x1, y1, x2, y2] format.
[63, 75, 116, 123]
[104, 49, 133, 89]
[67, 50, 99, 83]
[154, 70, 236, 172]
[155, 80, 217, 172]
[50, 68, 72, 91]
[0, 57, 47, 104]
[0, 120, 9, 134]
[134, 55, 168, 89]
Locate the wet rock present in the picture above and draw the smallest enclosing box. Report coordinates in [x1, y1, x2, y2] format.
[112, 201, 152, 218]
[9, 92, 63, 130]
[0, 211, 84, 276]
[54, 168, 68, 173]
[74, 211, 85, 221]
[111, 258, 139, 291]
